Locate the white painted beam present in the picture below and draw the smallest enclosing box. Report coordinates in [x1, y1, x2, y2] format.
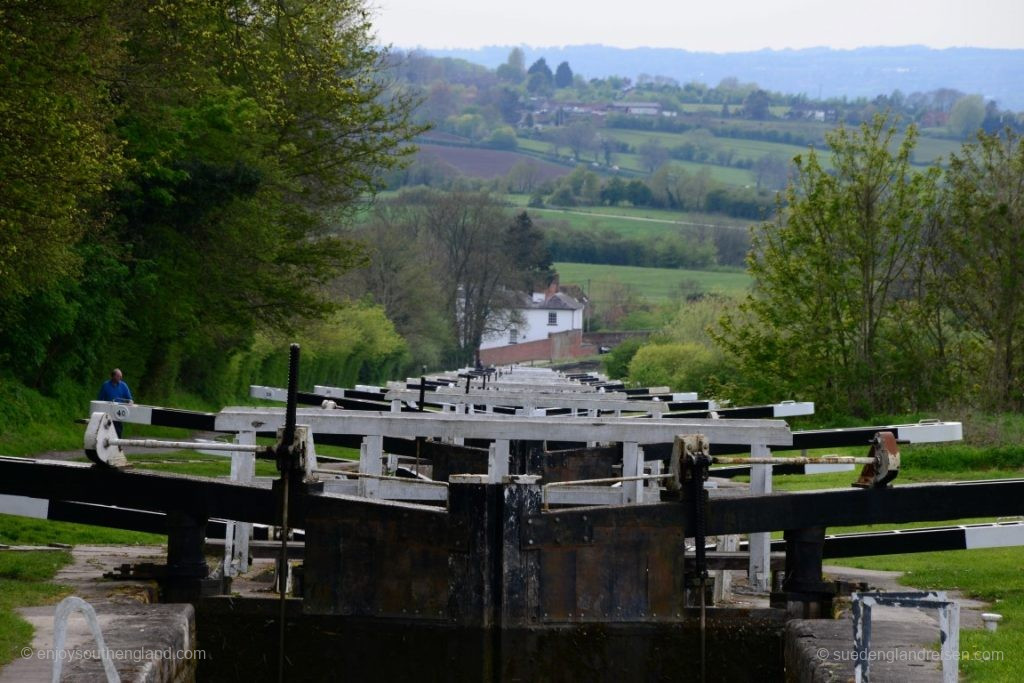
[214, 408, 793, 447]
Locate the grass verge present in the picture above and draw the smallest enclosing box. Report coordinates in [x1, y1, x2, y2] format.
[0, 551, 72, 667]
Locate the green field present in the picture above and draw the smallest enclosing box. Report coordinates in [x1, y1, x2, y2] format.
[602, 127, 813, 161]
[914, 135, 964, 164]
[518, 136, 766, 185]
[523, 205, 751, 240]
[517, 122, 961, 189]
[554, 262, 751, 302]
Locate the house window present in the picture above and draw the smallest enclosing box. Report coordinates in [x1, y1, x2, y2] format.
[548, 312, 558, 326]
[509, 328, 518, 344]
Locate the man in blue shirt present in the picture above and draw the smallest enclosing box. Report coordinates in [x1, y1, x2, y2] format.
[97, 368, 133, 436]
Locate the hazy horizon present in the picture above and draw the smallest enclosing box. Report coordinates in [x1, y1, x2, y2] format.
[372, 0, 1024, 53]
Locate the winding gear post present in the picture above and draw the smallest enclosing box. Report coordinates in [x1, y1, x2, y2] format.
[671, 434, 711, 683]
[276, 343, 300, 683]
[689, 440, 711, 683]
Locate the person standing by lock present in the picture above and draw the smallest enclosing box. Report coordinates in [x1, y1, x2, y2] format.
[97, 368, 133, 437]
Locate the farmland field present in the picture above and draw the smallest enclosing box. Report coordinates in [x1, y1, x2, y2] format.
[554, 262, 751, 302]
[417, 143, 571, 180]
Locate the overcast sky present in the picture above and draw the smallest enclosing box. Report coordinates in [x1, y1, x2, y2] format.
[371, 0, 1024, 52]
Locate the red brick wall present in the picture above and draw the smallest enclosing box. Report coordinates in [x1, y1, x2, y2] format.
[479, 329, 595, 365]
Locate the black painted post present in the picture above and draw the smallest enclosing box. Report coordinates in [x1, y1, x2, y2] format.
[500, 475, 542, 628]
[447, 475, 502, 628]
[164, 510, 210, 601]
[781, 526, 834, 618]
[447, 475, 501, 679]
[510, 440, 545, 477]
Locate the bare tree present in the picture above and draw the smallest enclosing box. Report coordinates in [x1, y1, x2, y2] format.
[422, 192, 521, 362]
[559, 120, 596, 161]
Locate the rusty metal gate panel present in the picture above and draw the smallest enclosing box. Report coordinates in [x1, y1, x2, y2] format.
[422, 440, 489, 481]
[303, 497, 450, 617]
[541, 445, 622, 483]
[537, 523, 686, 622]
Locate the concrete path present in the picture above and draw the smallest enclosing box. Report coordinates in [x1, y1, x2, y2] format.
[0, 546, 197, 683]
[785, 565, 991, 682]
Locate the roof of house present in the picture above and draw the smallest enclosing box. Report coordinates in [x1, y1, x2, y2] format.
[518, 292, 584, 311]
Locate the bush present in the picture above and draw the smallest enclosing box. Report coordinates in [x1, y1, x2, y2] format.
[547, 186, 577, 207]
[602, 338, 643, 379]
[487, 127, 517, 150]
[215, 303, 410, 403]
[628, 342, 720, 393]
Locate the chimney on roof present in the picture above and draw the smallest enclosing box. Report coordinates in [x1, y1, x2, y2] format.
[546, 274, 560, 298]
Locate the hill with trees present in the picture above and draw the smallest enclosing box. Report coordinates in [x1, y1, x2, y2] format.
[425, 45, 1024, 111]
[376, 48, 1021, 274]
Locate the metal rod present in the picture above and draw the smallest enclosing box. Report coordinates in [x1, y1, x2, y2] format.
[543, 473, 673, 489]
[283, 343, 299, 448]
[277, 342, 299, 683]
[314, 470, 449, 486]
[711, 456, 875, 465]
[107, 438, 260, 452]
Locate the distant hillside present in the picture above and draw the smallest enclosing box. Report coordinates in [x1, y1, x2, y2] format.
[422, 45, 1024, 110]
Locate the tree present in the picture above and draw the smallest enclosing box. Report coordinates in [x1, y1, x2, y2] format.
[112, 0, 422, 392]
[496, 47, 526, 83]
[505, 160, 542, 194]
[421, 192, 522, 363]
[626, 180, 653, 206]
[0, 0, 124, 303]
[346, 204, 451, 367]
[600, 177, 628, 206]
[715, 115, 940, 414]
[1, 0, 423, 397]
[554, 61, 574, 89]
[526, 58, 553, 94]
[751, 154, 791, 191]
[506, 212, 553, 292]
[560, 120, 596, 160]
[948, 95, 986, 139]
[942, 129, 1024, 407]
[509, 48, 526, 71]
[492, 85, 521, 124]
[638, 138, 669, 172]
[743, 89, 772, 120]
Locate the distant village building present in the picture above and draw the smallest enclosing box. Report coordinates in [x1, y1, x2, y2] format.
[609, 102, 662, 116]
[479, 290, 593, 365]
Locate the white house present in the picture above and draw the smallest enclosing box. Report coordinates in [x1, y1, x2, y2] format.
[479, 291, 584, 352]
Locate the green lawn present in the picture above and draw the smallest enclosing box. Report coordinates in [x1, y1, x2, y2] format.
[555, 261, 751, 302]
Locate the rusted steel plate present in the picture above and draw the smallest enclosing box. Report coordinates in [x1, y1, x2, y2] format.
[537, 524, 685, 623]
